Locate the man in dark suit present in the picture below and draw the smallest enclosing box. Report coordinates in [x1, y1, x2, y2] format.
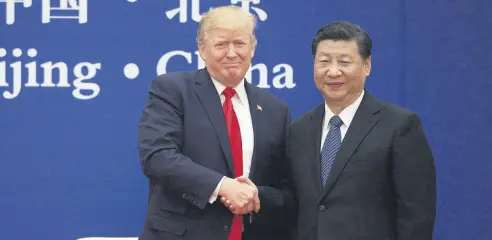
[288, 21, 437, 240]
[137, 5, 295, 240]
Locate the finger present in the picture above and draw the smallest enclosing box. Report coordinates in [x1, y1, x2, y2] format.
[241, 177, 255, 186]
[232, 208, 245, 215]
[232, 204, 248, 215]
[234, 201, 248, 214]
[235, 201, 246, 209]
[254, 192, 260, 203]
[246, 203, 254, 214]
[247, 201, 254, 213]
[236, 206, 249, 215]
[236, 176, 248, 183]
[254, 197, 261, 213]
[221, 197, 231, 207]
[237, 176, 256, 187]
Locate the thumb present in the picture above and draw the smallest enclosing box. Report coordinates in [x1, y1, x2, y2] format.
[236, 176, 254, 186]
[236, 176, 248, 182]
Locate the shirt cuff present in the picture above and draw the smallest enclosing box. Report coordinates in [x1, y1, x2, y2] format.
[209, 176, 225, 203]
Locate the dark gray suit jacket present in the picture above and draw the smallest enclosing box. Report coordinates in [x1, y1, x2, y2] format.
[288, 91, 436, 240]
[137, 68, 296, 240]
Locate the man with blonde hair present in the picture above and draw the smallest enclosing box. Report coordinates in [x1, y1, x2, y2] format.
[137, 5, 296, 240]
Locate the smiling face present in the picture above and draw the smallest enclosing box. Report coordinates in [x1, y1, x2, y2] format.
[197, 6, 257, 88]
[198, 27, 255, 87]
[314, 39, 371, 108]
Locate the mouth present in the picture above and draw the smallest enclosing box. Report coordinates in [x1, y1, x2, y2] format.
[326, 82, 344, 87]
[224, 63, 241, 66]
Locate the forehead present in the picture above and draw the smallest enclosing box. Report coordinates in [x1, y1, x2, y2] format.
[316, 40, 359, 57]
[207, 28, 251, 41]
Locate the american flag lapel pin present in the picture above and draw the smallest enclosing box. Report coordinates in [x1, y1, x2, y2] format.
[256, 104, 262, 111]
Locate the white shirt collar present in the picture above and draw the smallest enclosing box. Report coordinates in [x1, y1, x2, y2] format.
[210, 76, 248, 105]
[323, 90, 365, 130]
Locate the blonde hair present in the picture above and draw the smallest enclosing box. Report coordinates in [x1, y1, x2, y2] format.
[197, 5, 257, 49]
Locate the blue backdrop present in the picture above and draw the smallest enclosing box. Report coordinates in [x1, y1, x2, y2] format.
[1, 0, 491, 239]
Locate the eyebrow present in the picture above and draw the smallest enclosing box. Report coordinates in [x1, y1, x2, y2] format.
[317, 53, 352, 58]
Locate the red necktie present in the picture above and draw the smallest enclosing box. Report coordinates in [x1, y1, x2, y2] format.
[222, 87, 243, 240]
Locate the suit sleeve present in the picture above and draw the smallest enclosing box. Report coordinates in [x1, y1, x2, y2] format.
[255, 106, 297, 229]
[392, 113, 437, 240]
[137, 76, 223, 209]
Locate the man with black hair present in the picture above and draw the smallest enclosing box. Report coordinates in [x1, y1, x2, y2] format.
[287, 21, 436, 240]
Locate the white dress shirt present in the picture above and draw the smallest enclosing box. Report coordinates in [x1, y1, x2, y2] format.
[209, 77, 255, 203]
[320, 90, 365, 151]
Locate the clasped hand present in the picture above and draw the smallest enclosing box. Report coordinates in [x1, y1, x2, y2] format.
[218, 176, 260, 215]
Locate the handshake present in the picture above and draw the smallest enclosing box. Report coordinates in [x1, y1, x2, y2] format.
[218, 176, 260, 215]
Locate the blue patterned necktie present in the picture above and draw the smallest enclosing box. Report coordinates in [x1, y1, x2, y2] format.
[320, 115, 343, 187]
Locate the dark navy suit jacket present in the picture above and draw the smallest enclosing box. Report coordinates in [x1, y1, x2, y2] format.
[288, 92, 436, 240]
[137, 68, 296, 240]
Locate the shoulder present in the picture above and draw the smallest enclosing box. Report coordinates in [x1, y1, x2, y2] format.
[291, 104, 323, 129]
[150, 70, 198, 91]
[368, 94, 424, 132]
[370, 95, 418, 121]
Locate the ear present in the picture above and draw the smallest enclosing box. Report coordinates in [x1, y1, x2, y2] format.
[197, 41, 207, 61]
[364, 56, 372, 76]
[250, 47, 255, 58]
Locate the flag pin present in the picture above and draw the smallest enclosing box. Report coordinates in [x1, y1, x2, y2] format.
[256, 104, 262, 111]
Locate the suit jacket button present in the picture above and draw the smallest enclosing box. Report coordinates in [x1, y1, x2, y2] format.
[318, 205, 325, 211]
[224, 224, 229, 232]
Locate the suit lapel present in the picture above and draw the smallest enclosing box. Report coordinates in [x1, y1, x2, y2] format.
[244, 82, 261, 180]
[193, 69, 235, 176]
[308, 104, 325, 197]
[320, 93, 380, 201]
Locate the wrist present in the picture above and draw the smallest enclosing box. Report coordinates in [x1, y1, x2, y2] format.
[218, 177, 233, 196]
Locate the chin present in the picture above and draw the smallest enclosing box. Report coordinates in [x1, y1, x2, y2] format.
[227, 72, 239, 79]
[324, 91, 347, 102]
[227, 69, 244, 78]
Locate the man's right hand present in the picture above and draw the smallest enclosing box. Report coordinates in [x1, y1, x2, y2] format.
[218, 177, 257, 215]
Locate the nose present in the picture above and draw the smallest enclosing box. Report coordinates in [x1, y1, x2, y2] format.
[326, 65, 341, 78]
[226, 43, 238, 58]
